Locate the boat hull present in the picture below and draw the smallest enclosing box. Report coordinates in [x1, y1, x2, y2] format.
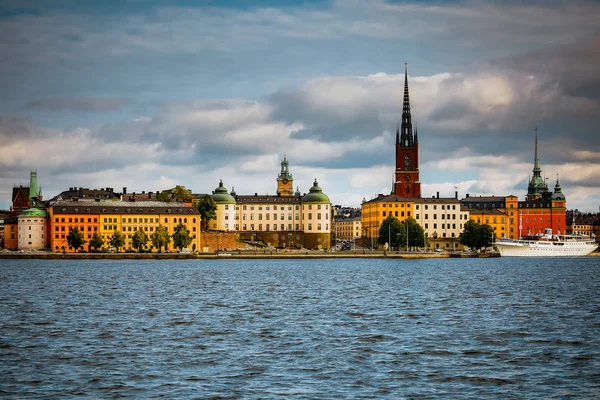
[496, 239, 598, 257]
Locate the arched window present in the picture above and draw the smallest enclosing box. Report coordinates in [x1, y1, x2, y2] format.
[405, 155, 411, 171]
[405, 186, 410, 194]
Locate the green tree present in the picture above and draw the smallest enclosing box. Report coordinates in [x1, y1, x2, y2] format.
[156, 185, 193, 202]
[378, 215, 404, 250]
[151, 224, 171, 253]
[402, 217, 426, 250]
[172, 185, 192, 201]
[89, 232, 104, 252]
[109, 230, 126, 252]
[172, 223, 193, 251]
[459, 220, 494, 250]
[196, 194, 217, 231]
[131, 229, 149, 252]
[156, 191, 170, 202]
[67, 227, 86, 252]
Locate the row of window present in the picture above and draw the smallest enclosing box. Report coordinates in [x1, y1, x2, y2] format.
[237, 213, 329, 221]
[235, 204, 329, 211]
[235, 223, 330, 231]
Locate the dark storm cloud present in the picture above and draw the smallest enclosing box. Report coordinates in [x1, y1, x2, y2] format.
[497, 37, 600, 102]
[26, 97, 130, 112]
[0, 117, 44, 140]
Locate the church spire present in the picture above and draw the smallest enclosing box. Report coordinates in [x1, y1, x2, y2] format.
[399, 62, 414, 148]
[527, 126, 546, 200]
[533, 126, 541, 175]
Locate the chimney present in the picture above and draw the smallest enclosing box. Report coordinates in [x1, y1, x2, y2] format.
[148, 192, 152, 199]
[466, 193, 470, 198]
[123, 187, 127, 194]
[436, 192, 439, 199]
[142, 191, 145, 194]
[156, 191, 159, 197]
[133, 192, 136, 199]
[455, 191, 458, 199]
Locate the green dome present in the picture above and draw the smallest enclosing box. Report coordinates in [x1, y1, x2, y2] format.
[550, 192, 565, 201]
[18, 207, 48, 218]
[302, 179, 330, 204]
[212, 179, 236, 204]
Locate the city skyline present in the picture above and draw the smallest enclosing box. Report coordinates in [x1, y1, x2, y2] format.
[1, 0, 599, 211]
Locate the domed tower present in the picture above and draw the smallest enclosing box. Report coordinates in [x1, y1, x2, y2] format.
[17, 207, 48, 250]
[276, 155, 294, 196]
[211, 179, 236, 231]
[301, 179, 331, 249]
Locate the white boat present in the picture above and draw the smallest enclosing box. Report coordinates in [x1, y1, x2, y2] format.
[495, 228, 598, 257]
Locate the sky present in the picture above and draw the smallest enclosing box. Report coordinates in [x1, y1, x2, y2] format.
[1, 0, 599, 212]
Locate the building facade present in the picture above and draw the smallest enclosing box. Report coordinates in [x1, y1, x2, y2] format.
[210, 158, 332, 249]
[361, 194, 415, 249]
[518, 129, 566, 237]
[414, 195, 469, 250]
[48, 199, 201, 252]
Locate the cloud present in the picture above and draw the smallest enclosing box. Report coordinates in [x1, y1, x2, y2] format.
[25, 97, 130, 112]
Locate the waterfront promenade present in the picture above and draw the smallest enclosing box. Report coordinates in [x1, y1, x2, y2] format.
[0, 250, 477, 260]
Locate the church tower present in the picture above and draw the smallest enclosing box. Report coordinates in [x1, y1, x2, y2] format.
[526, 127, 548, 201]
[276, 155, 294, 196]
[394, 64, 421, 198]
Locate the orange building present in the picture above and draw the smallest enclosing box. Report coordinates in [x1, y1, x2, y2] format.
[48, 199, 201, 252]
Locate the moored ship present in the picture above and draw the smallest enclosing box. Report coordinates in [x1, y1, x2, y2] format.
[495, 228, 598, 257]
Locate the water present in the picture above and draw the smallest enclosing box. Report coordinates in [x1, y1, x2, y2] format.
[1, 258, 599, 399]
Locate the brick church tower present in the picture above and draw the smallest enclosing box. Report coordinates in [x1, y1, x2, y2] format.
[394, 64, 421, 198]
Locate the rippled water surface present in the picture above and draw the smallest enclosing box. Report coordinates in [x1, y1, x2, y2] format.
[1, 258, 599, 398]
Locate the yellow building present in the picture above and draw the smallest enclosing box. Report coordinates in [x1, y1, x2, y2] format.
[361, 194, 414, 249]
[460, 195, 519, 239]
[49, 199, 201, 252]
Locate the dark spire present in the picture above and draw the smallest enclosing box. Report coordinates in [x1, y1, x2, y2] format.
[400, 62, 413, 148]
[527, 126, 546, 199]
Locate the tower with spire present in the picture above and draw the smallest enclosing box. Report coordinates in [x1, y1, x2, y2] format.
[276, 155, 294, 196]
[394, 63, 421, 198]
[526, 127, 548, 201]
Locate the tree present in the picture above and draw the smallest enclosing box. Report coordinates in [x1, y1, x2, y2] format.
[378, 215, 403, 250]
[403, 217, 426, 250]
[67, 227, 86, 252]
[172, 185, 192, 201]
[196, 194, 217, 231]
[156, 191, 170, 202]
[109, 230, 125, 252]
[131, 229, 149, 252]
[172, 223, 193, 251]
[151, 224, 171, 253]
[459, 220, 494, 250]
[89, 232, 104, 252]
[156, 185, 193, 202]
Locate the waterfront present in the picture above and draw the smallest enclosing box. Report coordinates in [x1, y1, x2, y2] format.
[1, 258, 599, 398]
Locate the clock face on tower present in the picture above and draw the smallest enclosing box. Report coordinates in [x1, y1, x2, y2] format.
[283, 178, 288, 184]
[405, 175, 411, 181]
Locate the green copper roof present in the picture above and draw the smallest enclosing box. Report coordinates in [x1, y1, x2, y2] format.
[212, 179, 236, 204]
[302, 179, 330, 204]
[29, 171, 40, 199]
[18, 207, 48, 218]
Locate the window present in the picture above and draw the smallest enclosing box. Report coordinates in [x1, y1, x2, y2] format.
[405, 154, 411, 170]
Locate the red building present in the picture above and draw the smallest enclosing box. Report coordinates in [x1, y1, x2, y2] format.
[517, 129, 566, 237]
[394, 64, 421, 198]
